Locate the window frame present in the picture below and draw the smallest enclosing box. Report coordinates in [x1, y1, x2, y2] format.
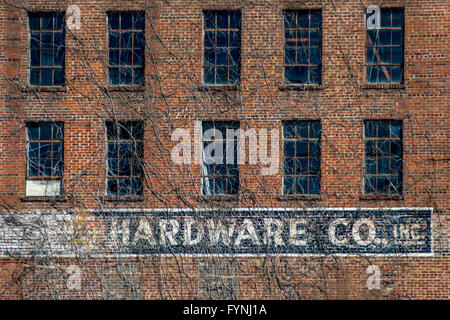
[25, 122, 64, 196]
[283, 9, 322, 85]
[107, 11, 145, 86]
[105, 121, 144, 196]
[364, 8, 404, 85]
[28, 12, 66, 87]
[363, 120, 403, 195]
[282, 120, 321, 195]
[202, 10, 242, 86]
[201, 121, 240, 195]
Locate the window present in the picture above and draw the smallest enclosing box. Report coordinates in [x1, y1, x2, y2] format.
[202, 121, 239, 195]
[106, 121, 144, 196]
[203, 11, 241, 85]
[26, 122, 64, 196]
[283, 121, 321, 194]
[107, 12, 145, 85]
[284, 10, 322, 84]
[29, 12, 65, 86]
[366, 8, 404, 84]
[364, 120, 402, 194]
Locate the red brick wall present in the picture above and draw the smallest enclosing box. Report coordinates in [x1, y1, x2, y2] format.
[0, 0, 448, 299]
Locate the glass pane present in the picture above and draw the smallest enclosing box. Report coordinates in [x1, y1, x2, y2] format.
[118, 178, 131, 195]
[109, 32, 120, 48]
[285, 48, 295, 65]
[297, 122, 308, 138]
[134, 12, 145, 30]
[310, 47, 321, 65]
[296, 141, 308, 157]
[108, 13, 119, 30]
[121, 13, 132, 30]
[121, 32, 133, 48]
[310, 11, 321, 28]
[120, 49, 132, 66]
[309, 158, 320, 174]
[109, 49, 119, 66]
[284, 158, 294, 175]
[217, 31, 228, 47]
[30, 49, 40, 66]
[119, 68, 132, 85]
[42, 14, 53, 30]
[133, 68, 144, 85]
[217, 12, 228, 29]
[204, 31, 215, 48]
[28, 158, 39, 176]
[214, 177, 226, 194]
[365, 121, 376, 138]
[204, 67, 214, 84]
[41, 50, 53, 66]
[230, 11, 241, 29]
[283, 122, 296, 138]
[310, 122, 321, 138]
[296, 177, 307, 194]
[30, 33, 40, 49]
[283, 177, 294, 194]
[28, 142, 40, 158]
[107, 179, 118, 195]
[52, 142, 63, 158]
[28, 124, 39, 140]
[284, 141, 295, 157]
[204, 11, 215, 29]
[364, 177, 376, 193]
[109, 68, 119, 85]
[108, 159, 118, 176]
[230, 31, 240, 47]
[134, 32, 145, 48]
[131, 178, 143, 195]
[309, 141, 320, 157]
[285, 66, 307, 83]
[284, 11, 296, 29]
[216, 67, 227, 84]
[29, 13, 41, 31]
[309, 176, 320, 194]
[216, 48, 227, 65]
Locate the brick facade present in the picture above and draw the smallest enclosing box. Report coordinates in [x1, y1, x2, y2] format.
[0, 0, 448, 299]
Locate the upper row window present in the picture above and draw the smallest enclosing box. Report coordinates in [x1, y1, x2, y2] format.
[29, 12, 65, 86]
[27, 9, 404, 87]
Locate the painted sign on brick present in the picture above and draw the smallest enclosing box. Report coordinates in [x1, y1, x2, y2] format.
[0, 208, 431, 256]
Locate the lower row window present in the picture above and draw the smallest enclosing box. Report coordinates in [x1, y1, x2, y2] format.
[24, 120, 403, 197]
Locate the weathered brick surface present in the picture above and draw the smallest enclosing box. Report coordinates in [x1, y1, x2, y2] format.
[0, 0, 448, 299]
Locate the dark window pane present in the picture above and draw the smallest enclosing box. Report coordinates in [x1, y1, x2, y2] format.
[121, 32, 133, 48]
[391, 123, 402, 138]
[365, 140, 376, 157]
[28, 158, 39, 176]
[283, 122, 296, 138]
[285, 66, 308, 83]
[108, 159, 118, 176]
[297, 122, 308, 138]
[41, 50, 52, 66]
[391, 158, 402, 174]
[134, 32, 145, 48]
[377, 177, 390, 193]
[296, 177, 307, 194]
[284, 11, 296, 29]
[310, 47, 321, 65]
[309, 177, 320, 194]
[204, 31, 215, 48]
[29, 142, 40, 158]
[28, 124, 39, 140]
[283, 177, 294, 194]
[365, 121, 377, 138]
[107, 179, 118, 194]
[309, 158, 320, 174]
[230, 12, 241, 29]
[284, 141, 295, 157]
[392, 9, 404, 27]
[296, 158, 308, 174]
[365, 177, 376, 193]
[216, 67, 227, 84]
[108, 13, 119, 30]
[392, 30, 403, 45]
[217, 31, 228, 47]
[380, 10, 391, 27]
[285, 48, 295, 65]
[214, 178, 226, 194]
[310, 11, 322, 28]
[42, 14, 53, 30]
[30, 69, 40, 85]
[133, 49, 144, 66]
[29, 13, 41, 31]
[109, 68, 119, 85]
[109, 32, 120, 48]
[309, 66, 321, 84]
[55, 13, 65, 30]
[310, 122, 321, 138]
[134, 68, 144, 85]
[118, 178, 131, 195]
[30, 49, 40, 66]
[230, 31, 240, 47]
[119, 68, 132, 85]
[30, 33, 40, 49]
[296, 141, 308, 157]
[120, 49, 132, 66]
[217, 12, 228, 29]
[41, 33, 53, 49]
[121, 12, 132, 29]
[109, 49, 119, 66]
[54, 48, 65, 67]
[298, 12, 309, 28]
[366, 66, 378, 83]
[134, 12, 145, 30]
[204, 67, 214, 84]
[131, 178, 143, 195]
[205, 49, 215, 65]
[216, 48, 227, 65]
[284, 158, 294, 175]
[229, 67, 239, 84]
[204, 11, 215, 29]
